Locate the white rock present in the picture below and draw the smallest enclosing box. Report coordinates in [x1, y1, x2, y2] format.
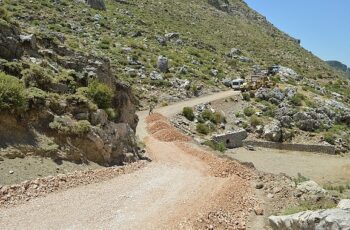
[269, 208, 350, 230]
[338, 199, 350, 210]
[296, 180, 327, 195]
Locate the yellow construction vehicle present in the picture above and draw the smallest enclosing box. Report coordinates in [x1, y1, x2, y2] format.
[240, 74, 276, 92]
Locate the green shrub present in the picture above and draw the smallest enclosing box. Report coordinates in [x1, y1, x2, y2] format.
[283, 200, 336, 215]
[243, 107, 255, 117]
[182, 107, 195, 121]
[202, 109, 214, 121]
[290, 93, 305, 106]
[49, 116, 91, 136]
[105, 108, 119, 122]
[204, 140, 226, 153]
[0, 72, 26, 111]
[196, 123, 210, 135]
[324, 133, 336, 145]
[87, 81, 114, 109]
[213, 111, 226, 124]
[0, 7, 10, 23]
[22, 65, 53, 90]
[250, 115, 262, 127]
[242, 92, 251, 101]
[191, 84, 199, 96]
[293, 173, 310, 185]
[2, 61, 23, 77]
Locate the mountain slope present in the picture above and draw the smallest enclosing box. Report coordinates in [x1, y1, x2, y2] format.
[0, 0, 349, 169]
[2, 0, 347, 103]
[327, 60, 350, 78]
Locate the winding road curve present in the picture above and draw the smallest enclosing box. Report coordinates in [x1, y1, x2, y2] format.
[0, 90, 245, 230]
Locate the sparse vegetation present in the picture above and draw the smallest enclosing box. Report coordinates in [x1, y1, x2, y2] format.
[49, 116, 91, 136]
[293, 173, 310, 185]
[290, 93, 305, 106]
[204, 140, 226, 153]
[22, 65, 53, 90]
[283, 200, 337, 215]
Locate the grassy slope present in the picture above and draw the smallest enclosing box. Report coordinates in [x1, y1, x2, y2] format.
[2, 0, 348, 95]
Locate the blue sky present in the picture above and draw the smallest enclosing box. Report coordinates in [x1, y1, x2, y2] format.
[244, 0, 350, 67]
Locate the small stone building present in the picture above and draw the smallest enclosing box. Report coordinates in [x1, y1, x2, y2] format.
[212, 130, 248, 148]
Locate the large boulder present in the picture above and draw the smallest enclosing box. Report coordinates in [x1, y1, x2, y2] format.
[269, 200, 350, 230]
[276, 66, 299, 80]
[263, 120, 282, 142]
[86, 0, 106, 10]
[150, 71, 163, 80]
[296, 180, 327, 197]
[157, 55, 169, 73]
[285, 87, 297, 98]
[293, 112, 320, 132]
[171, 78, 190, 90]
[226, 48, 242, 57]
[255, 87, 285, 104]
[0, 22, 23, 60]
[72, 123, 139, 165]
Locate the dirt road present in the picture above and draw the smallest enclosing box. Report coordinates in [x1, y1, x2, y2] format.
[0, 90, 257, 229]
[230, 148, 350, 186]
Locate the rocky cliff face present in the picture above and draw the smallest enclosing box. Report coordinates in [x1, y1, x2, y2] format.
[0, 18, 140, 166]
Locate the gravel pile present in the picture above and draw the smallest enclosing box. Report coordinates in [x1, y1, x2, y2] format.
[0, 161, 146, 207]
[147, 113, 191, 142]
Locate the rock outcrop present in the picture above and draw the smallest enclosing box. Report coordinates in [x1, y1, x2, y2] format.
[263, 120, 282, 142]
[86, 0, 106, 10]
[0, 29, 141, 166]
[0, 22, 23, 60]
[269, 199, 350, 230]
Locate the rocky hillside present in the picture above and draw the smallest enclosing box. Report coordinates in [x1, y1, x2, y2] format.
[0, 2, 142, 167]
[1, 0, 348, 106]
[1, 0, 350, 166]
[327, 60, 350, 78]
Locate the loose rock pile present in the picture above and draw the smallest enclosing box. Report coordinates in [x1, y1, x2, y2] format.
[0, 161, 146, 207]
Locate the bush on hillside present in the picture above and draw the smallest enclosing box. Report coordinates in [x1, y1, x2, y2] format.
[87, 81, 114, 109]
[22, 65, 53, 90]
[250, 115, 262, 127]
[49, 116, 91, 136]
[324, 133, 336, 145]
[243, 107, 255, 117]
[0, 72, 26, 111]
[182, 107, 195, 121]
[242, 92, 251, 101]
[213, 111, 226, 124]
[202, 109, 214, 121]
[290, 93, 305, 106]
[196, 123, 210, 135]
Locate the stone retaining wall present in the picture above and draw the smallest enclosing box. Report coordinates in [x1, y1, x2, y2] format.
[243, 140, 336, 155]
